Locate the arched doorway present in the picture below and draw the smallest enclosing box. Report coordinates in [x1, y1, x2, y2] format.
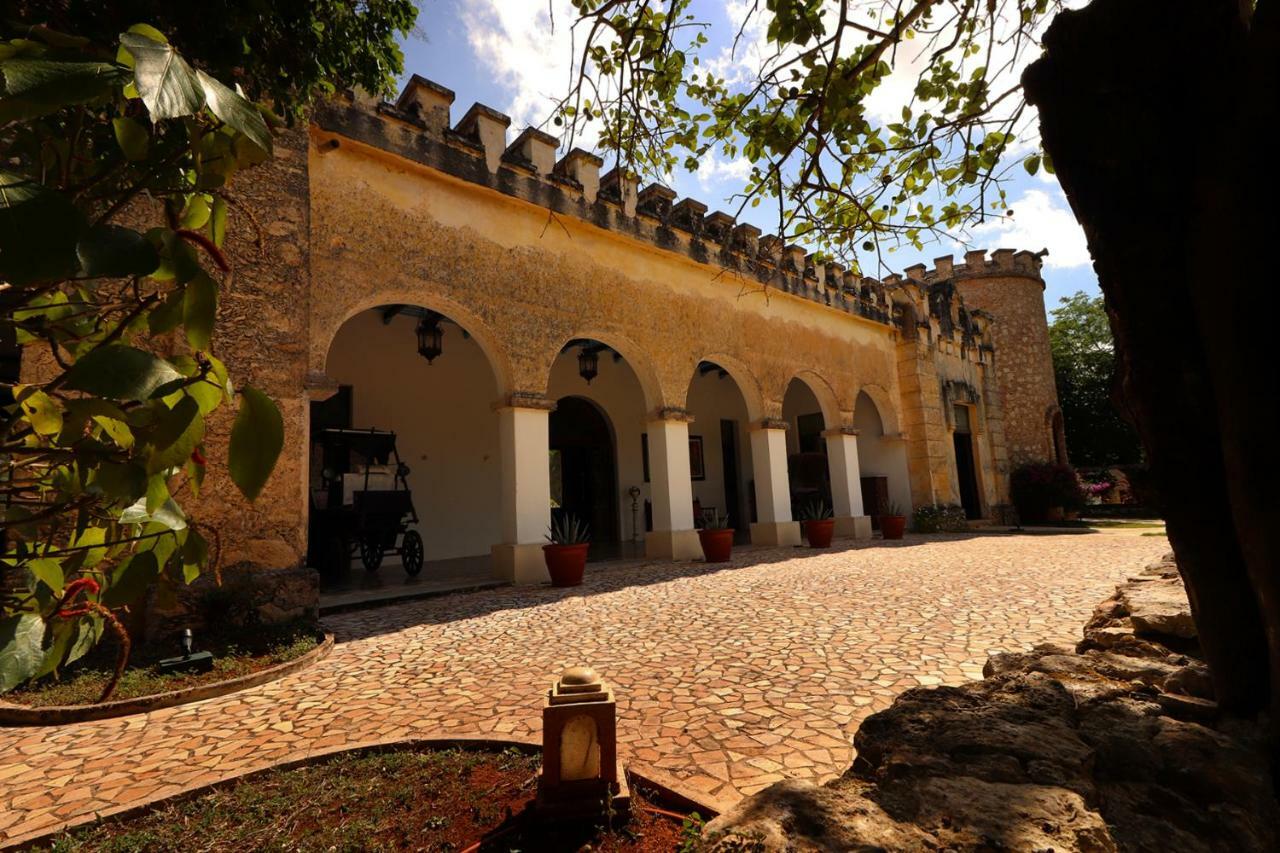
[685, 361, 756, 539]
[550, 396, 619, 553]
[317, 305, 502, 590]
[783, 378, 829, 518]
[854, 391, 912, 528]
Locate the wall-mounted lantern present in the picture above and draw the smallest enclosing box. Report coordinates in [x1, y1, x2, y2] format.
[577, 346, 599, 384]
[416, 314, 443, 364]
[537, 665, 624, 819]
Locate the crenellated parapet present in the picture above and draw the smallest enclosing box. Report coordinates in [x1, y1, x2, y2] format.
[316, 75, 1034, 363]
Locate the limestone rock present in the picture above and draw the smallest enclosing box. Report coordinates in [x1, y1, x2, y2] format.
[709, 560, 1277, 852]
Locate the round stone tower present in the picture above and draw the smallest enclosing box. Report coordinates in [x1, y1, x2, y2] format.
[949, 248, 1065, 467]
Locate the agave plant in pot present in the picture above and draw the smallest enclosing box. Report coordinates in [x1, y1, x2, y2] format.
[797, 500, 836, 548]
[698, 512, 734, 563]
[879, 501, 907, 540]
[544, 513, 590, 587]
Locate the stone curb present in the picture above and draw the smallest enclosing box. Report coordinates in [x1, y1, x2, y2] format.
[0, 632, 334, 727]
[2, 736, 720, 850]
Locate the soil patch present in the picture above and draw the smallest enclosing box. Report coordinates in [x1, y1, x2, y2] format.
[32, 746, 700, 852]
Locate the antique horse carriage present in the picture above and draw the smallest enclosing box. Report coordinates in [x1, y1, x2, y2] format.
[308, 428, 425, 576]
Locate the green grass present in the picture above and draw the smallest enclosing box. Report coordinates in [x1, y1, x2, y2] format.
[8, 623, 318, 708]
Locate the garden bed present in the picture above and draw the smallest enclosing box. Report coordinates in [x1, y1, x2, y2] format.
[1, 622, 330, 725]
[31, 745, 701, 852]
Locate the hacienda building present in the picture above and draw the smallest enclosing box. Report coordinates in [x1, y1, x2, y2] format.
[167, 74, 1065, 616]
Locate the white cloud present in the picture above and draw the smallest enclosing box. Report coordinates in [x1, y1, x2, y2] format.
[694, 152, 753, 190]
[462, 1, 584, 146]
[959, 188, 1089, 269]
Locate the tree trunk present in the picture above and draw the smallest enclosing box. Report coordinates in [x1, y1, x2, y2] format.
[1025, 0, 1280, 725]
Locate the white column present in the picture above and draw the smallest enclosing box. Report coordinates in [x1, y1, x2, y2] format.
[825, 428, 872, 539]
[748, 420, 801, 546]
[491, 399, 553, 584]
[644, 412, 701, 559]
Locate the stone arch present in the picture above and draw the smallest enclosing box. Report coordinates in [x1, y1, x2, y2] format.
[313, 281, 514, 398]
[854, 384, 902, 436]
[788, 370, 843, 429]
[683, 351, 767, 422]
[545, 328, 666, 414]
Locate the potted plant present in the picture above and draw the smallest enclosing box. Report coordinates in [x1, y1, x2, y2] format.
[698, 512, 735, 562]
[544, 513, 590, 587]
[797, 500, 836, 548]
[880, 501, 907, 540]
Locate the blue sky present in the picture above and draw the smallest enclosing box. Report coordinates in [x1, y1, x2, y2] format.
[397, 1, 1098, 317]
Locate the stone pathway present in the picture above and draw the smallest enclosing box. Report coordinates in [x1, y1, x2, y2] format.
[0, 532, 1168, 845]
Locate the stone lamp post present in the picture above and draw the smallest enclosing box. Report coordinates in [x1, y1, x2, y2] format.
[537, 665, 628, 819]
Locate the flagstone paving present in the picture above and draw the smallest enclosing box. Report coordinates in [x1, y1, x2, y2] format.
[0, 531, 1169, 845]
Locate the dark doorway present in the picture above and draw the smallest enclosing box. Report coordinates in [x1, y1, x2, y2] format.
[550, 396, 619, 554]
[953, 405, 982, 519]
[720, 419, 744, 534]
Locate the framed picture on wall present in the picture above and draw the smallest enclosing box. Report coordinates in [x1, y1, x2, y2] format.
[689, 435, 706, 480]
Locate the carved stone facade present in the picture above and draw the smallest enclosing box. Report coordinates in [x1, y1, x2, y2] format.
[180, 76, 1062, 602]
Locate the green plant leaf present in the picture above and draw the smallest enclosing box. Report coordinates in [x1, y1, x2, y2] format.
[0, 58, 126, 122]
[100, 550, 159, 608]
[148, 394, 204, 473]
[228, 386, 283, 501]
[111, 116, 149, 161]
[76, 224, 159, 278]
[64, 345, 183, 401]
[65, 615, 104, 669]
[210, 196, 227, 247]
[120, 32, 203, 120]
[120, 494, 187, 530]
[195, 69, 272, 156]
[27, 558, 64, 594]
[16, 388, 63, 435]
[0, 613, 46, 693]
[183, 271, 217, 350]
[0, 169, 86, 284]
[94, 461, 147, 502]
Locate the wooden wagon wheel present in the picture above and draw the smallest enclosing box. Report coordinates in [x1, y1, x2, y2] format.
[401, 529, 424, 577]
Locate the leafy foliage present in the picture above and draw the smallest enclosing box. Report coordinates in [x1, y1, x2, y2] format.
[0, 24, 287, 697]
[1009, 462, 1084, 521]
[560, 0, 1060, 273]
[1048, 291, 1142, 466]
[547, 513, 592, 545]
[9, 1, 419, 117]
[912, 503, 967, 532]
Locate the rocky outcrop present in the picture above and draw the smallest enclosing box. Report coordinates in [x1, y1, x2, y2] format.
[706, 553, 1278, 851]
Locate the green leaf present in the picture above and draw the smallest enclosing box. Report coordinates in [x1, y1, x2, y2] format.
[228, 386, 284, 501]
[27, 558, 64, 594]
[0, 58, 127, 122]
[112, 116, 149, 161]
[64, 345, 183, 402]
[148, 395, 204, 473]
[120, 494, 186, 530]
[16, 388, 63, 435]
[65, 616, 104, 669]
[195, 69, 272, 156]
[120, 32, 203, 120]
[148, 285, 186, 334]
[76, 224, 159, 278]
[210, 197, 228, 247]
[1023, 154, 1041, 176]
[94, 462, 147, 502]
[183, 271, 217, 350]
[100, 550, 159, 608]
[0, 169, 86, 284]
[0, 613, 46, 693]
[70, 526, 108, 568]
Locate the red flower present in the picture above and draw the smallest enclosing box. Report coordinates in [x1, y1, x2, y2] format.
[56, 577, 101, 619]
[191, 445, 207, 466]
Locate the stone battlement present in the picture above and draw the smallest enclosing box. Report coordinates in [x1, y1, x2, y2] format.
[313, 74, 1042, 365]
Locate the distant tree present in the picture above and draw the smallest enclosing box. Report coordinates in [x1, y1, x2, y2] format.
[1048, 292, 1140, 466]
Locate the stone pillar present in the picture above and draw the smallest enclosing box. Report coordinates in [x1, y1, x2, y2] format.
[492, 394, 554, 584]
[644, 409, 701, 560]
[749, 420, 802, 546]
[825, 428, 872, 539]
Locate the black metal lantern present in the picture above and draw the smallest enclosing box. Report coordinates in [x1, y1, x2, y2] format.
[416, 315, 443, 363]
[577, 346, 599, 384]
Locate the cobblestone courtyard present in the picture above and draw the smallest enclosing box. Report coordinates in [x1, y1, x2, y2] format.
[0, 532, 1169, 844]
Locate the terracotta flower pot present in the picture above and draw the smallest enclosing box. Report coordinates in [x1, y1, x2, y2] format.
[698, 528, 735, 562]
[543, 543, 589, 587]
[880, 515, 907, 540]
[803, 519, 835, 548]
